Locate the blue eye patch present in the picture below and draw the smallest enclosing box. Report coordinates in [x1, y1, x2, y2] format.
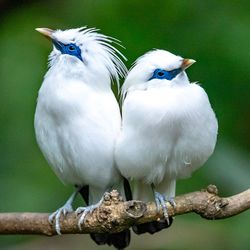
[149, 68, 182, 81]
[52, 40, 83, 61]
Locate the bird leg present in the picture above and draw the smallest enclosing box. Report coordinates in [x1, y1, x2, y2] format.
[151, 183, 175, 225]
[48, 190, 78, 235]
[76, 196, 104, 231]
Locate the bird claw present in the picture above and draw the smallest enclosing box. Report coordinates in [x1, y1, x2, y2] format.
[168, 197, 176, 208]
[76, 204, 100, 230]
[154, 192, 175, 226]
[48, 204, 73, 235]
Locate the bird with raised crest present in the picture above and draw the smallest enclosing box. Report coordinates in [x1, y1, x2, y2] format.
[115, 49, 218, 235]
[34, 27, 130, 249]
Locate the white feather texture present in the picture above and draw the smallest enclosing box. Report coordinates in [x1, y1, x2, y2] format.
[35, 27, 126, 204]
[115, 49, 218, 201]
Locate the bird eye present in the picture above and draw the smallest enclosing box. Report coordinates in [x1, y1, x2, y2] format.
[149, 68, 182, 81]
[68, 45, 76, 51]
[157, 71, 164, 77]
[54, 41, 83, 61]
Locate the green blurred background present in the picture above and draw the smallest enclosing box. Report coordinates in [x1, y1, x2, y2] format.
[0, 0, 250, 249]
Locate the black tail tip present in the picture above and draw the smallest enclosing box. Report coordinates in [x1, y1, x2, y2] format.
[132, 217, 173, 235]
[90, 233, 109, 245]
[90, 229, 131, 249]
[108, 229, 131, 249]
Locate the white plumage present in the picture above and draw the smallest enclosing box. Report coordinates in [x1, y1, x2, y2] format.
[34, 27, 127, 234]
[115, 49, 218, 210]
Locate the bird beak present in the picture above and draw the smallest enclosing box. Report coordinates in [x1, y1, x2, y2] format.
[35, 28, 54, 39]
[181, 58, 196, 70]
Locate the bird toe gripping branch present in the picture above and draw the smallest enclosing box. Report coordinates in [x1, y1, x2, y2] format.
[0, 185, 249, 235]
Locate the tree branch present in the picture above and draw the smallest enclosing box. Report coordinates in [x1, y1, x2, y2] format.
[0, 185, 249, 235]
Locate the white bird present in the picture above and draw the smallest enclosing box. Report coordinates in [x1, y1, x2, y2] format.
[115, 49, 218, 234]
[34, 27, 130, 248]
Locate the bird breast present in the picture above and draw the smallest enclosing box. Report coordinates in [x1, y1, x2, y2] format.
[35, 75, 121, 188]
[115, 83, 218, 184]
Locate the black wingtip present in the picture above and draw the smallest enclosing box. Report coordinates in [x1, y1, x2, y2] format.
[123, 177, 133, 201]
[79, 184, 131, 249]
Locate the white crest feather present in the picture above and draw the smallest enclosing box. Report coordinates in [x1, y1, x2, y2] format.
[48, 27, 127, 89]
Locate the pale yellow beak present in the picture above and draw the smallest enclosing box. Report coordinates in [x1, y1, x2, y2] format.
[35, 27, 54, 39]
[181, 58, 196, 70]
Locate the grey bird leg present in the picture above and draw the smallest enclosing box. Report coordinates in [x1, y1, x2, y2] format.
[76, 195, 105, 231]
[151, 183, 175, 225]
[49, 190, 78, 235]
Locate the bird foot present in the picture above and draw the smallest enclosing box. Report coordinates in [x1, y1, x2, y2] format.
[168, 197, 176, 208]
[48, 203, 73, 235]
[76, 198, 103, 230]
[154, 192, 175, 225]
[48, 191, 78, 235]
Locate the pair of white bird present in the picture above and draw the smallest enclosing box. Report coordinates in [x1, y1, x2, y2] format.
[34, 27, 218, 249]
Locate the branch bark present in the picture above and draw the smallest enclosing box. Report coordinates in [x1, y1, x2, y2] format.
[0, 185, 249, 235]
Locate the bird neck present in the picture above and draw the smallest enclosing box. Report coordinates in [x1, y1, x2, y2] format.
[46, 56, 112, 90]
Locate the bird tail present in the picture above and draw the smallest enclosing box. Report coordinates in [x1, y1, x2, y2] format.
[90, 229, 130, 250]
[131, 180, 174, 235]
[79, 182, 131, 249]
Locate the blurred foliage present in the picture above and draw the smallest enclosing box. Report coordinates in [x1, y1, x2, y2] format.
[0, 0, 250, 249]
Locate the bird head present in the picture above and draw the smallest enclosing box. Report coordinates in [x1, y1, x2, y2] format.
[121, 49, 195, 99]
[36, 27, 127, 87]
